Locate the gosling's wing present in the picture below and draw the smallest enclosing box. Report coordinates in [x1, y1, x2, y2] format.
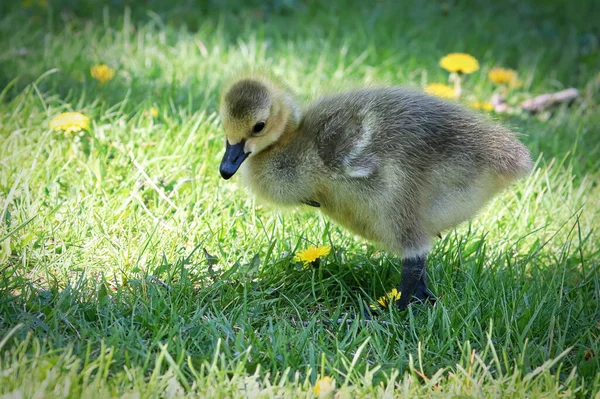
[301, 92, 383, 179]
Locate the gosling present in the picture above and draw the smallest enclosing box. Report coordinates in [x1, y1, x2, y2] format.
[218, 72, 532, 310]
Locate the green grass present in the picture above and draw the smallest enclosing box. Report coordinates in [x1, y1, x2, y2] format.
[1, 0, 599, 397]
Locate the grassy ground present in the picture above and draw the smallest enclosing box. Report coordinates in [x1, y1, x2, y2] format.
[1, 0, 599, 397]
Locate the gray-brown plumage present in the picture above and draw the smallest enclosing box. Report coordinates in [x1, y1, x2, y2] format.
[219, 72, 532, 310]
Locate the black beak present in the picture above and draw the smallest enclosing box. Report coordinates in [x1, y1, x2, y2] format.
[220, 141, 250, 179]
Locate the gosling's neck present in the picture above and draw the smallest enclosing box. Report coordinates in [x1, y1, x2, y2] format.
[275, 117, 300, 149]
[275, 88, 301, 146]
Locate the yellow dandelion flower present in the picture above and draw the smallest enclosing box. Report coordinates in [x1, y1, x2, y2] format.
[313, 376, 335, 398]
[22, 0, 34, 7]
[293, 245, 330, 264]
[370, 288, 402, 310]
[425, 83, 457, 99]
[90, 64, 115, 85]
[439, 53, 479, 74]
[49, 112, 90, 134]
[470, 101, 494, 112]
[487, 67, 517, 85]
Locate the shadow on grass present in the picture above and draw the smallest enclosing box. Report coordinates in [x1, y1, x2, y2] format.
[2, 229, 598, 382]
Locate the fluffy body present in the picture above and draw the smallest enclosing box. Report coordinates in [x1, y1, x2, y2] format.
[219, 74, 532, 308]
[234, 86, 531, 257]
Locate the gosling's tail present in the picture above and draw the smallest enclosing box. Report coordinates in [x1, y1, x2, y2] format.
[485, 127, 533, 181]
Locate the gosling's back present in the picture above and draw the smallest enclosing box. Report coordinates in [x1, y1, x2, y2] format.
[300, 87, 531, 181]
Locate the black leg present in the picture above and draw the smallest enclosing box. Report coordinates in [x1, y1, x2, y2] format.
[415, 269, 436, 303]
[396, 255, 432, 310]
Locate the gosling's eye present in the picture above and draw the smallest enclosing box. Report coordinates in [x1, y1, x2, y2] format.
[252, 121, 266, 134]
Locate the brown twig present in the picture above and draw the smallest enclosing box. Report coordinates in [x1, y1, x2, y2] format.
[520, 88, 579, 113]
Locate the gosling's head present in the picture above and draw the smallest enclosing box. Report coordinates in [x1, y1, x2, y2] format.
[219, 76, 299, 179]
